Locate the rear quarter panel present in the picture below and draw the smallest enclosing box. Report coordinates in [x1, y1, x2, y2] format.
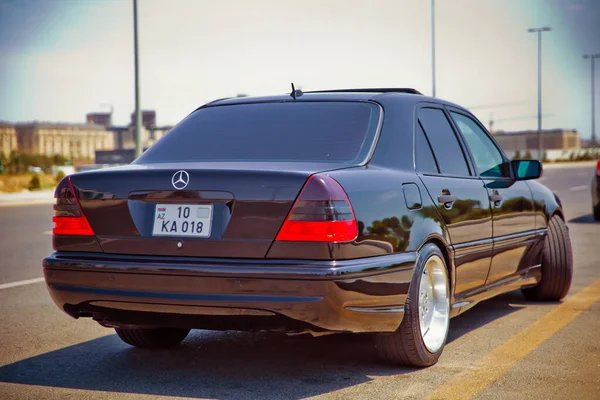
[326, 166, 450, 259]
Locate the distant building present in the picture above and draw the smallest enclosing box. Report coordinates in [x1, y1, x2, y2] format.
[14, 122, 115, 159]
[110, 126, 130, 150]
[0, 122, 18, 158]
[492, 129, 580, 152]
[83, 109, 172, 153]
[2, 109, 172, 163]
[86, 112, 112, 127]
[97, 110, 171, 151]
[130, 110, 156, 128]
[114, 125, 171, 150]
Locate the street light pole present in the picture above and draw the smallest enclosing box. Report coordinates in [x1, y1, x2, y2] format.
[583, 54, 600, 146]
[431, 0, 436, 97]
[133, 0, 142, 158]
[528, 26, 551, 160]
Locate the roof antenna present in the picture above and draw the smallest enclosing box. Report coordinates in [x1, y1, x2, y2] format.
[290, 82, 303, 100]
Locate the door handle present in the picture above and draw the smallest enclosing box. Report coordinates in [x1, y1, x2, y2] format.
[489, 192, 503, 206]
[438, 192, 457, 209]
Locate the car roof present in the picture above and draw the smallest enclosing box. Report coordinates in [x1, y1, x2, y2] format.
[201, 88, 466, 111]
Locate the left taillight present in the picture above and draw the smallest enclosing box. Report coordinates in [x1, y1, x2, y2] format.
[596, 160, 600, 177]
[275, 174, 358, 242]
[52, 176, 94, 236]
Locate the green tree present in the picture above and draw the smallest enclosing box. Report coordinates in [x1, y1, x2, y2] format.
[8, 151, 24, 174]
[512, 150, 521, 160]
[523, 151, 532, 160]
[52, 154, 66, 166]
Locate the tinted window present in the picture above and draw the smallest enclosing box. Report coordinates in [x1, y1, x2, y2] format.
[416, 122, 439, 174]
[451, 112, 508, 178]
[136, 102, 381, 164]
[418, 108, 470, 176]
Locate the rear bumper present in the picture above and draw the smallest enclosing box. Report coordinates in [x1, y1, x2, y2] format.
[43, 252, 416, 334]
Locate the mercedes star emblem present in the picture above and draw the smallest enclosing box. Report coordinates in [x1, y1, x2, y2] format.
[171, 170, 190, 190]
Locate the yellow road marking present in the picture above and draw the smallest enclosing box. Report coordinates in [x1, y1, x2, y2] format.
[426, 279, 600, 400]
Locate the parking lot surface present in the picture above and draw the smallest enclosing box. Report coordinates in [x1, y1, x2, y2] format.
[0, 163, 598, 400]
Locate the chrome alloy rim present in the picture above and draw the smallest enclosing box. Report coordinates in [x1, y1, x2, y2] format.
[417, 254, 450, 353]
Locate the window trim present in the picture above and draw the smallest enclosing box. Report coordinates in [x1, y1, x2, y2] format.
[413, 103, 477, 179]
[444, 106, 515, 180]
[415, 120, 441, 174]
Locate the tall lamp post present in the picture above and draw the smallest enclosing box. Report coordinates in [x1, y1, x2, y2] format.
[133, 0, 142, 158]
[583, 53, 600, 146]
[527, 26, 551, 160]
[431, 0, 436, 97]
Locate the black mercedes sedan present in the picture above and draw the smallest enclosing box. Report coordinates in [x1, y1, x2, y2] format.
[43, 88, 573, 367]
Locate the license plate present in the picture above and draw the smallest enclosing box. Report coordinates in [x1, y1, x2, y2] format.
[152, 204, 213, 238]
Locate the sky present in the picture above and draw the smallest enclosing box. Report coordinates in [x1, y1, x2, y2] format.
[0, 0, 599, 138]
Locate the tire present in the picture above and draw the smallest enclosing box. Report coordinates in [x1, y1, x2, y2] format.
[593, 202, 600, 221]
[522, 215, 573, 301]
[115, 327, 190, 348]
[375, 243, 450, 367]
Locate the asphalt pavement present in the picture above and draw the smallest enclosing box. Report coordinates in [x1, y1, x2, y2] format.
[0, 163, 598, 400]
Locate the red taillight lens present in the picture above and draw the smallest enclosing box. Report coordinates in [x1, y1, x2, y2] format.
[275, 174, 358, 242]
[52, 176, 94, 236]
[52, 215, 94, 235]
[596, 160, 600, 176]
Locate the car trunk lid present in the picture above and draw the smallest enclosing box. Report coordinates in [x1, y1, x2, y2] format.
[69, 162, 349, 258]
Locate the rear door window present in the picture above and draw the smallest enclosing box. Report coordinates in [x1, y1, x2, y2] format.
[418, 108, 471, 176]
[136, 101, 381, 164]
[415, 122, 440, 174]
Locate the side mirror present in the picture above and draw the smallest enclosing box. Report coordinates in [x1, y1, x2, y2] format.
[512, 160, 542, 180]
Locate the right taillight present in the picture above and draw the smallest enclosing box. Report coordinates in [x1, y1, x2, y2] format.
[275, 174, 358, 242]
[52, 176, 94, 236]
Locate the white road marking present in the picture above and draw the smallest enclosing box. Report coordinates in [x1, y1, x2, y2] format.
[43, 230, 52, 235]
[569, 185, 588, 191]
[0, 277, 45, 290]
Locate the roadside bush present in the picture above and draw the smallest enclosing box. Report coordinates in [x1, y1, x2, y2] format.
[28, 175, 42, 191]
[576, 151, 595, 161]
[5, 151, 70, 174]
[512, 150, 521, 160]
[55, 170, 66, 183]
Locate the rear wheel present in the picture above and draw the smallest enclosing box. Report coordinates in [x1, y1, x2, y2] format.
[522, 215, 573, 301]
[375, 243, 450, 367]
[115, 327, 190, 348]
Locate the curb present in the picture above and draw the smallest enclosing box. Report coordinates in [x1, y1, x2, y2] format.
[0, 189, 55, 207]
[542, 161, 597, 170]
[0, 198, 55, 207]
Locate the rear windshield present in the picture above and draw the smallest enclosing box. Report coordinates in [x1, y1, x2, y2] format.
[135, 101, 381, 164]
